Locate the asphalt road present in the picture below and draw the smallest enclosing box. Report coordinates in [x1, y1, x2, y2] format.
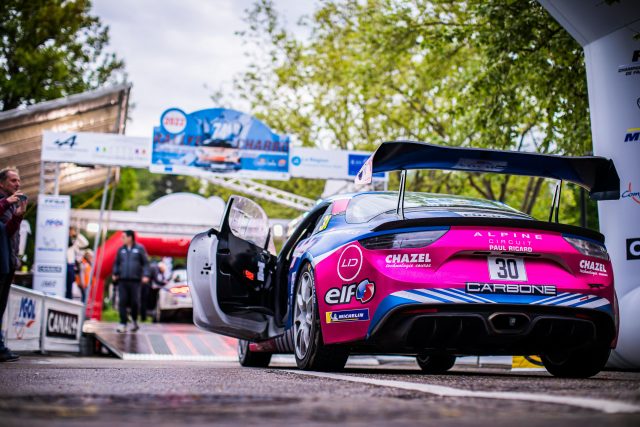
[1, 354, 639, 427]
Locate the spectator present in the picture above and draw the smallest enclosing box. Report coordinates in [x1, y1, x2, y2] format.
[111, 230, 149, 333]
[0, 167, 27, 362]
[75, 249, 94, 303]
[66, 226, 88, 299]
[143, 261, 168, 322]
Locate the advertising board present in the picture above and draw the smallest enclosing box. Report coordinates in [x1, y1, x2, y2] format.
[32, 195, 70, 297]
[42, 131, 151, 168]
[151, 108, 290, 180]
[0, 286, 45, 351]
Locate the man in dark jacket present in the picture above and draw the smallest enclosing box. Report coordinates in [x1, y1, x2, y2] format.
[111, 230, 149, 333]
[0, 167, 26, 362]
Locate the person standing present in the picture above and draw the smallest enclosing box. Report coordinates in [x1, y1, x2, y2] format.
[143, 261, 167, 322]
[66, 225, 88, 299]
[0, 167, 27, 362]
[111, 230, 149, 333]
[76, 249, 94, 303]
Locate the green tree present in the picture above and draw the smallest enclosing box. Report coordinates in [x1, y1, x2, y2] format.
[234, 0, 598, 226]
[0, 0, 125, 111]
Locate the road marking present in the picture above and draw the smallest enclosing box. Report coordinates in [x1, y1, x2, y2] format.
[285, 370, 640, 414]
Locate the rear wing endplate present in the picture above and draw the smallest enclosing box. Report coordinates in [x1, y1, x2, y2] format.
[355, 141, 620, 200]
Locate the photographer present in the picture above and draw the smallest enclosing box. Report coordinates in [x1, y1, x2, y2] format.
[0, 167, 27, 362]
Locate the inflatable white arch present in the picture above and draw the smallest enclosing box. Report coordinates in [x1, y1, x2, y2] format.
[539, 0, 640, 368]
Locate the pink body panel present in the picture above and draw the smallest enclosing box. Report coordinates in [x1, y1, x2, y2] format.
[314, 226, 615, 345]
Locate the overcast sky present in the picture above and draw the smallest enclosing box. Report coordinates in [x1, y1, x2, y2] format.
[92, 0, 314, 137]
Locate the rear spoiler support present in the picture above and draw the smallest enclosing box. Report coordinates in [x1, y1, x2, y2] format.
[396, 170, 407, 219]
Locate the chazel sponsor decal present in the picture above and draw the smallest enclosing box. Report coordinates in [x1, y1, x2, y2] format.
[325, 308, 369, 324]
[385, 252, 431, 268]
[466, 282, 556, 296]
[579, 259, 608, 276]
[337, 244, 363, 281]
[627, 238, 640, 261]
[325, 279, 375, 305]
[621, 182, 640, 206]
[473, 231, 542, 253]
[12, 297, 37, 339]
[46, 309, 79, 339]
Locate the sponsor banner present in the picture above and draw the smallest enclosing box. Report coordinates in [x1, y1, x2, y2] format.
[0, 286, 44, 351]
[151, 108, 290, 180]
[33, 195, 70, 297]
[41, 295, 83, 352]
[41, 131, 151, 167]
[627, 238, 640, 261]
[289, 147, 386, 180]
[325, 308, 369, 323]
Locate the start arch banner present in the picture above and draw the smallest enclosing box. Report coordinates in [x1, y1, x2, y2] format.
[151, 108, 290, 180]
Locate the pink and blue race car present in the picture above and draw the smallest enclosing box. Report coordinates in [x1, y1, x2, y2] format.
[187, 141, 620, 378]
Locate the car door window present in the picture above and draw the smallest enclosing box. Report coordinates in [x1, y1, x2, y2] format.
[227, 197, 270, 248]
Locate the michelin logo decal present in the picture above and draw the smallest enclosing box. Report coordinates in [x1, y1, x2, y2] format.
[325, 308, 369, 324]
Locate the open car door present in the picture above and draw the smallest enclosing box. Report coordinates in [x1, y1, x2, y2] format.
[187, 196, 282, 341]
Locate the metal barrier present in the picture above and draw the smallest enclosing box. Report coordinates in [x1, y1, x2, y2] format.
[1, 285, 82, 353]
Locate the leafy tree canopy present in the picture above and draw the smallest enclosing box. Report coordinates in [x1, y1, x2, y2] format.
[232, 0, 597, 226]
[0, 0, 125, 111]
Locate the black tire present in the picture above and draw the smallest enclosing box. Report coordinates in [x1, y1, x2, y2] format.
[416, 354, 456, 374]
[294, 263, 350, 371]
[238, 339, 272, 368]
[542, 344, 610, 378]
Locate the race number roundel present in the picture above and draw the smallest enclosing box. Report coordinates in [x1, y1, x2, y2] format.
[337, 244, 363, 282]
[161, 108, 188, 134]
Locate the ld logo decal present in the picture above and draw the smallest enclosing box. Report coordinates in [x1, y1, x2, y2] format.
[337, 244, 363, 282]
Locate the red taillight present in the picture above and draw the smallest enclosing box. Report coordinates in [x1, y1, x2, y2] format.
[244, 270, 255, 281]
[359, 229, 448, 250]
[169, 286, 190, 295]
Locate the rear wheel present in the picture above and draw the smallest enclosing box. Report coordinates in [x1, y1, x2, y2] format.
[542, 344, 610, 378]
[238, 339, 272, 368]
[294, 263, 349, 371]
[416, 354, 456, 374]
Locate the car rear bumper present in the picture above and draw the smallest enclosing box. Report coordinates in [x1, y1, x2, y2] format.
[366, 304, 616, 356]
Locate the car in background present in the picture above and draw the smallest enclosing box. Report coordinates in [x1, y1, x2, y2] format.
[156, 269, 192, 322]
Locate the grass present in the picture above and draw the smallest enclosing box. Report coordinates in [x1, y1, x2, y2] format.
[100, 302, 153, 324]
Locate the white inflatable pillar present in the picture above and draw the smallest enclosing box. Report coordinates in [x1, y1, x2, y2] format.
[538, 0, 640, 368]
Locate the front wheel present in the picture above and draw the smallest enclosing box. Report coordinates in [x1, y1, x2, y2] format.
[238, 339, 272, 368]
[416, 354, 456, 374]
[542, 344, 610, 378]
[294, 263, 349, 371]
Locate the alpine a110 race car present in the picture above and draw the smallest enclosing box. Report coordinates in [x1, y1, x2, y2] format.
[187, 141, 620, 378]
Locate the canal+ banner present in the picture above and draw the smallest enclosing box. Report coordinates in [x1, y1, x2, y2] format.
[151, 108, 290, 180]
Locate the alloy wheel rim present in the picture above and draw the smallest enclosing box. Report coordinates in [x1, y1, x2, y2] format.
[294, 271, 314, 360]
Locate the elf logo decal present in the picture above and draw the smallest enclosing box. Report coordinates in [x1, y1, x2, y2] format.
[337, 244, 363, 281]
[385, 253, 431, 268]
[325, 279, 375, 305]
[579, 259, 608, 276]
[325, 308, 369, 323]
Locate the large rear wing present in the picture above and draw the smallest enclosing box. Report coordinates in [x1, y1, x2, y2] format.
[355, 141, 620, 200]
